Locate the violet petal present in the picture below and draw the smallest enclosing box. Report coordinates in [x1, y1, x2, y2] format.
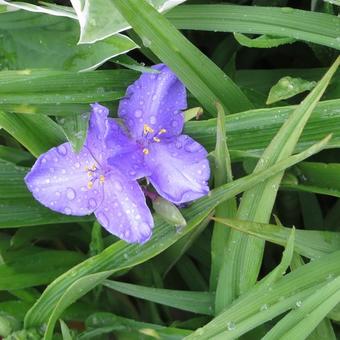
[146, 135, 210, 204]
[105, 119, 151, 180]
[118, 64, 186, 139]
[24, 142, 104, 215]
[94, 169, 154, 243]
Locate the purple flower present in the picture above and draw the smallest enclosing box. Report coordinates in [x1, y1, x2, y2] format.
[114, 64, 210, 204]
[24, 64, 210, 244]
[25, 104, 154, 243]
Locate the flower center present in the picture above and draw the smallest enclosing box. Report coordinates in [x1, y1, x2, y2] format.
[85, 164, 106, 189]
[141, 124, 166, 155]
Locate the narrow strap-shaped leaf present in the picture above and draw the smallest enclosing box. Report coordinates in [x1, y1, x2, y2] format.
[210, 104, 237, 297]
[114, 0, 253, 115]
[216, 57, 340, 307]
[213, 217, 340, 259]
[167, 5, 340, 49]
[103, 280, 214, 315]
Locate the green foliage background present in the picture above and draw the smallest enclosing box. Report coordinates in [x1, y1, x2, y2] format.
[0, 0, 339, 339]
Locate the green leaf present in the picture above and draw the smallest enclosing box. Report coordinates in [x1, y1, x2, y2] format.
[213, 217, 340, 259]
[263, 277, 340, 340]
[234, 33, 296, 48]
[184, 99, 340, 157]
[167, 5, 340, 49]
[81, 312, 190, 340]
[24, 138, 328, 329]
[217, 56, 339, 305]
[282, 162, 340, 198]
[57, 113, 89, 153]
[0, 10, 137, 71]
[103, 280, 214, 315]
[70, 0, 187, 44]
[60, 320, 73, 340]
[0, 69, 136, 116]
[266, 76, 316, 104]
[210, 103, 237, 304]
[114, 0, 253, 115]
[0, 248, 85, 290]
[186, 249, 340, 339]
[0, 112, 65, 157]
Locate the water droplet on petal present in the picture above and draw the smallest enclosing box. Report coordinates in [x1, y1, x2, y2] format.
[55, 191, 61, 197]
[57, 145, 67, 156]
[53, 157, 58, 163]
[88, 198, 97, 208]
[134, 109, 143, 118]
[97, 211, 109, 227]
[45, 179, 50, 184]
[129, 170, 136, 177]
[41, 158, 47, 164]
[64, 207, 72, 215]
[124, 230, 131, 239]
[74, 162, 80, 168]
[175, 141, 182, 149]
[150, 115, 156, 125]
[296, 300, 302, 308]
[171, 120, 178, 128]
[185, 141, 201, 153]
[139, 222, 151, 237]
[66, 188, 76, 200]
[114, 181, 123, 192]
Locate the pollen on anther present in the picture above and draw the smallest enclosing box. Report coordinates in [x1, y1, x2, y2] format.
[143, 124, 154, 134]
[159, 128, 167, 134]
[99, 175, 105, 184]
[153, 137, 160, 142]
[143, 148, 150, 155]
[87, 181, 93, 189]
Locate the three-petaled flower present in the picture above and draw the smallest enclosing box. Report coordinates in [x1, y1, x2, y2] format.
[25, 64, 210, 243]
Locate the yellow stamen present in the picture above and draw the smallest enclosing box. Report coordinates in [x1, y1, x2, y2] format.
[143, 148, 149, 155]
[85, 166, 89, 171]
[143, 124, 154, 134]
[87, 181, 93, 189]
[99, 175, 105, 184]
[91, 164, 97, 171]
[87, 171, 93, 178]
[153, 137, 160, 143]
[159, 128, 167, 134]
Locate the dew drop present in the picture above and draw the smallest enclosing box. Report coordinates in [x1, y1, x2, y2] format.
[75, 162, 80, 169]
[66, 188, 76, 200]
[171, 120, 178, 127]
[139, 222, 151, 237]
[64, 207, 72, 215]
[45, 178, 50, 184]
[53, 157, 58, 163]
[260, 304, 268, 311]
[134, 109, 143, 118]
[114, 181, 123, 192]
[150, 115, 156, 125]
[296, 300, 302, 308]
[227, 321, 236, 331]
[185, 141, 201, 153]
[57, 144, 67, 156]
[55, 191, 61, 197]
[97, 211, 109, 226]
[41, 158, 47, 164]
[88, 198, 97, 208]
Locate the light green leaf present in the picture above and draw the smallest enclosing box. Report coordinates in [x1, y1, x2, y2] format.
[267, 76, 316, 104]
[168, 5, 340, 49]
[60, 320, 73, 340]
[213, 217, 340, 259]
[57, 113, 89, 153]
[103, 280, 214, 315]
[234, 33, 296, 48]
[0, 10, 137, 72]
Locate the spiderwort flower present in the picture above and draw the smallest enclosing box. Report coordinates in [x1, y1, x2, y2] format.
[25, 104, 154, 243]
[112, 64, 210, 204]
